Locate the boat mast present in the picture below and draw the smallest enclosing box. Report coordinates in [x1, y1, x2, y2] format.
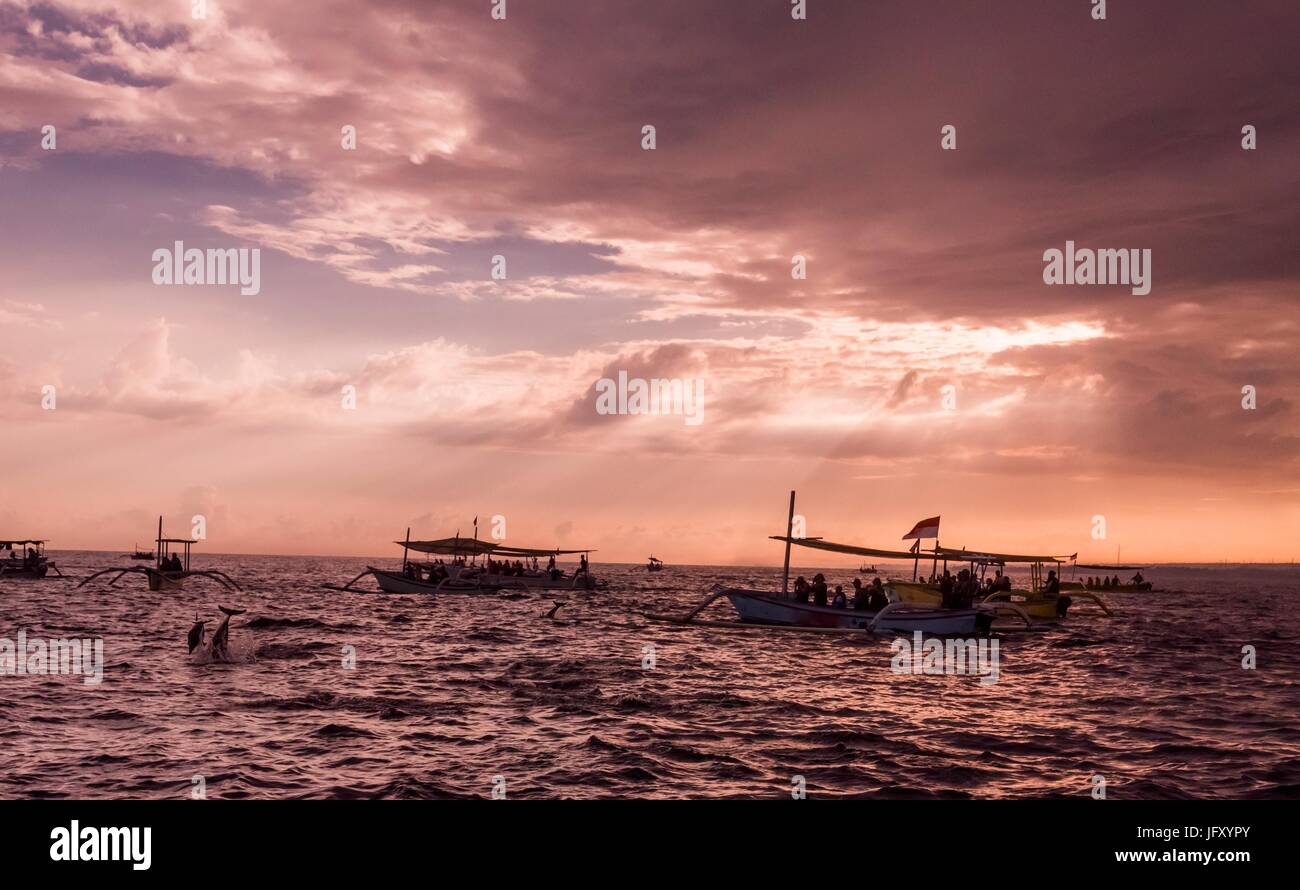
[781, 490, 795, 597]
[402, 527, 411, 572]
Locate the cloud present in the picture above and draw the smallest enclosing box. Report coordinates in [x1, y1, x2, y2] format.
[2, 0, 1298, 558]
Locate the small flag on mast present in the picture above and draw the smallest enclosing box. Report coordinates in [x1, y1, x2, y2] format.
[902, 516, 940, 540]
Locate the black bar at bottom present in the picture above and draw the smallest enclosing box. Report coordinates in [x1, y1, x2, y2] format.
[2, 800, 1283, 876]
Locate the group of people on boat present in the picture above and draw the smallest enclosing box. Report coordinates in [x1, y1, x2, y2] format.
[934, 568, 990, 609]
[158, 553, 184, 572]
[5, 546, 41, 569]
[1085, 571, 1142, 588]
[791, 574, 890, 611]
[403, 561, 451, 583]
[485, 557, 537, 577]
[399, 553, 589, 585]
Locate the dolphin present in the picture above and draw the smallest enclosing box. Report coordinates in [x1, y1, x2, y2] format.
[210, 605, 246, 659]
[187, 613, 206, 653]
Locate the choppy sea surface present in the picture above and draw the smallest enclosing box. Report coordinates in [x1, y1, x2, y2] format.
[2, 553, 1298, 799]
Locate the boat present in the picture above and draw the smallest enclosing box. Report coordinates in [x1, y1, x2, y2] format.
[0, 539, 62, 579]
[859, 564, 878, 574]
[754, 499, 1114, 622]
[647, 556, 664, 572]
[644, 492, 1031, 635]
[127, 545, 154, 561]
[722, 588, 994, 634]
[1076, 564, 1153, 591]
[844, 545, 1115, 621]
[401, 533, 604, 590]
[324, 528, 602, 595]
[78, 517, 240, 592]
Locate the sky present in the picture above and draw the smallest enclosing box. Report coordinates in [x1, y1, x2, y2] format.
[0, 0, 1297, 563]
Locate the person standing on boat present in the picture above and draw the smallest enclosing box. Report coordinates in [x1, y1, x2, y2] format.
[868, 578, 889, 611]
[793, 576, 810, 602]
[852, 578, 870, 610]
[810, 573, 829, 606]
[1043, 570, 1061, 595]
[1131, 570, 1144, 585]
[946, 569, 976, 609]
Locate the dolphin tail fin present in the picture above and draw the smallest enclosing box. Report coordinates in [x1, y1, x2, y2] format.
[218, 606, 246, 616]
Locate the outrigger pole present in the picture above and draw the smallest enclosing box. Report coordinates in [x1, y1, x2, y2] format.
[781, 490, 795, 597]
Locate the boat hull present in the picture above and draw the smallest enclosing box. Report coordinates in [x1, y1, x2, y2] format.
[147, 570, 184, 591]
[722, 589, 987, 634]
[368, 567, 498, 595]
[890, 581, 1065, 620]
[0, 566, 49, 580]
[438, 564, 603, 590]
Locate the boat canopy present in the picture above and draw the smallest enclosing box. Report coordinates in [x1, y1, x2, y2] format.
[768, 536, 923, 561]
[771, 536, 1075, 565]
[493, 544, 594, 558]
[402, 538, 592, 557]
[403, 538, 499, 556]
[0, 540, 45, 547]
[934, 546, 1076, 565]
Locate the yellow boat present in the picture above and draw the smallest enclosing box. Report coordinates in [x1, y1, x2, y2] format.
[889, 580, 1112, 620]
[767, 535, 1113, 622]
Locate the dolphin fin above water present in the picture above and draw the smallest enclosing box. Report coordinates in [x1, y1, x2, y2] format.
[187, 619, 206, 653]
[210, 606, 246, 654]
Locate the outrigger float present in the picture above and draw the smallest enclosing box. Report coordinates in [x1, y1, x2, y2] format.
[324, 529, 604, 595]
[646, 492, 1035, 636]
[0, 540, 63, 580]
[78, 517, 240, 592]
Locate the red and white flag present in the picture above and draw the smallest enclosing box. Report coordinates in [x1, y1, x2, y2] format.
[901, 516, 940, 540]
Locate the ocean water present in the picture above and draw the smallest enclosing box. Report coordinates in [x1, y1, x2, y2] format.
[1, 554, 1297, 799]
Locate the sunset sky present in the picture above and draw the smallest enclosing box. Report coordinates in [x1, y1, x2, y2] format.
[1, 0, 1297, 563]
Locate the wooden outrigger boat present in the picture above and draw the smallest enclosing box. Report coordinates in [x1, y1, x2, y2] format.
[647, 556, 664, 572]
[127, 544, 154, 561]
[324, 528, 603, 595]
[402, 532, 604, 591]
[0, 539, 62, 580]
[1076, 564, 1153, 591]
[646, 492, 1031, 636]
[79, 517, 240, 592]
[859, 564, 878, 574]
[792, 538, 1115, 622]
